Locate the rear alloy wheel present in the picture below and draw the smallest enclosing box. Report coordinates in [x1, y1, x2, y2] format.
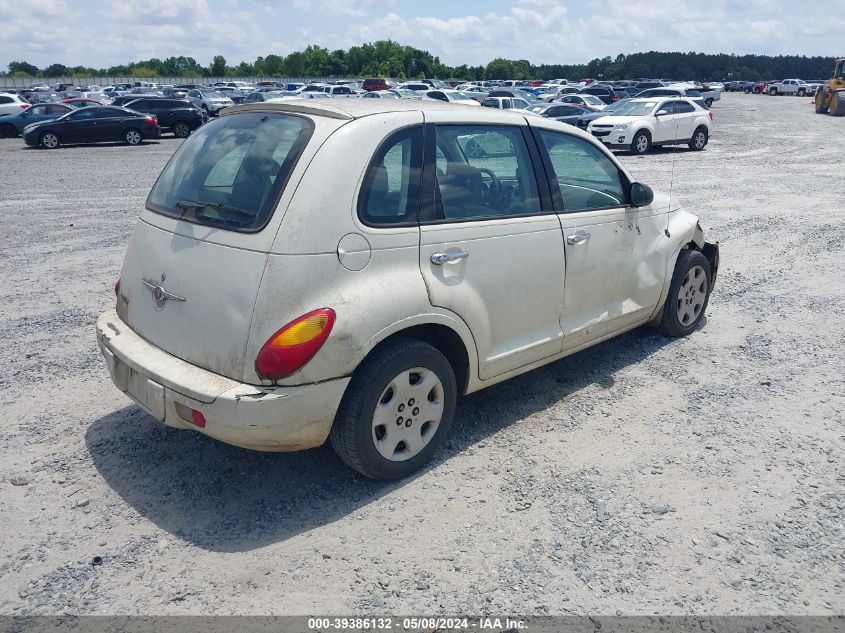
[631, 130, 651, 155]
[172, 121, 191, 138]
[0, 123, 17, 138]
[124, 129, 143, 145]
[657, 249, 712, 337]
[39, 132, 60, 149]
[330, 338, 456, 480]
[688, 126, 708, 151]
[769, 88, 777, 96]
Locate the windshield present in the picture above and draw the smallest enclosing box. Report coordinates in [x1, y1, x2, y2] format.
[450, 92, 472, 101]
[608, 101, 658, 116]
[146, 112, 313, 232]
[582, 95, 604, 105]
[202, 91, 225, 98]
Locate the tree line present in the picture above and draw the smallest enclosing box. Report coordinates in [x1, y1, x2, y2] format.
[3, 42, 838, 81]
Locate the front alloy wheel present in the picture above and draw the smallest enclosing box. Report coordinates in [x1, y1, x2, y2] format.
[40, 132, 60, 149]
[631, 131, 651, 155]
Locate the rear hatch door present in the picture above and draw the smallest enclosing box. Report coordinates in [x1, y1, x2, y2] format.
[117, 109, 323, 382]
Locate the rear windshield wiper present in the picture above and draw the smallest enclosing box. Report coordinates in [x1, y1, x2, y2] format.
[175, 199, 255, 222]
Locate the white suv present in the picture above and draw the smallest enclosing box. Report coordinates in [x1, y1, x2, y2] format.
[97, 100, 719, 479]
[0, 91, 31, 116]
[588, 97, 713, 154]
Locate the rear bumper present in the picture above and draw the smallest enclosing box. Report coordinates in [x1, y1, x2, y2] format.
[96, 309, 349, 451]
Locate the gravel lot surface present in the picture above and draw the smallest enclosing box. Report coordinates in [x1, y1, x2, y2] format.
[0, 94, 843, 616]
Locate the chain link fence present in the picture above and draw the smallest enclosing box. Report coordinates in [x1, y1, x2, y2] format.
[0, 76, 358, 89]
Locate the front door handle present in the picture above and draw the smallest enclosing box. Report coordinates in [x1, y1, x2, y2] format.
[566, 231, 591, 245]
[430, 250, 469, 265]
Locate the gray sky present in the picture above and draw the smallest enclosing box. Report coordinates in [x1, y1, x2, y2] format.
[1, 0, 842, 69]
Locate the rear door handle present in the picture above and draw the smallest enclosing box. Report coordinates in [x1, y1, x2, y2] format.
[430, 250, 469, 265]
[566, 231, 591, 245]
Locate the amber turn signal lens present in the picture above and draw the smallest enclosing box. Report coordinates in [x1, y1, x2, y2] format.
[255, 308, 336, 380]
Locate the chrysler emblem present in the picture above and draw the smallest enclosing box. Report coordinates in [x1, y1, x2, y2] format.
[141, 278, 186, 310]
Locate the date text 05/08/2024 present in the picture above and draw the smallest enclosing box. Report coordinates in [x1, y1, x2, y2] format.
[307, 617, 527, 630]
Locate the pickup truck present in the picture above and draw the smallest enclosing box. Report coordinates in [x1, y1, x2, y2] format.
[767, 79, 815, 96]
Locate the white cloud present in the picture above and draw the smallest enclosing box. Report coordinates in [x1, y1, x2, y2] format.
[291, 0, 394, 18]
[1, 0, 843, 71]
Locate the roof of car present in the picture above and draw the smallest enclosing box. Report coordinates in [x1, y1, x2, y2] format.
[224, 98, 533, 121]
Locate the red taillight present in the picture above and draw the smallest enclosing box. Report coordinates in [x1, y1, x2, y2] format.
[114, 279, 120, 297]
[255, 308, 336, 380]
[190, 409, 206, 427]
[144, 116, 156, 125]
[708, 111, 713, 121]
[21, 104, 29, 109]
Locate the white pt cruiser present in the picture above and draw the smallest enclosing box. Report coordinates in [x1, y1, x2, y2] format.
[97, 100, 719, 479]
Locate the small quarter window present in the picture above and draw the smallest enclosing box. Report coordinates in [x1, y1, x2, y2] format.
[358, 126, 423, 226]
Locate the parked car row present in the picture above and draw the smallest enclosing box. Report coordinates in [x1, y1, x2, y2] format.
[0, 91, 210, 146]
[726, 78, 823, 95]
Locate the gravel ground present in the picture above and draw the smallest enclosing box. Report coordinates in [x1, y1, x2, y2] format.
[0, 94, 843, 617]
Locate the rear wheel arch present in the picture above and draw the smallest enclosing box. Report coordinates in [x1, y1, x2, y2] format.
[360, 323, 471, 396]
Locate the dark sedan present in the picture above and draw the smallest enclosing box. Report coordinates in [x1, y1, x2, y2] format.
[123, 98, 205, 137]
[110, 94, 164, 107]
[575, 98, 633, 130]
[0, 102, 76, 137]
[580, 85, 622, 104]
[527, 102, 594, 125]
[243, 90, 286, 102]
[23, 106, 161, 149]
[215, 87, 247, 103]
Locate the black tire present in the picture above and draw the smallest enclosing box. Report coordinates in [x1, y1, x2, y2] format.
[705, 97, 714, 107]
[831, 91, 845, 117]
[688, 126, 708, 151]
[769, 88, 777, 96]
[797, 88, 806, 97]
[124, 128, 143, 145]
[464, 139, 486, 158]
[0, 123, 17, 138]
[330, 338, 457, 480]
[656, 249, 712, 337]
[630, 130, 651, 155]
[815, 89, 829, 114]
[202, 105, 210, 117]
[39, 131, 60, 149]
[172, 121, 191, 138]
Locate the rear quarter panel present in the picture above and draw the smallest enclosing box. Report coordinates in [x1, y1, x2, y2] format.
[245, 112, 479, 386]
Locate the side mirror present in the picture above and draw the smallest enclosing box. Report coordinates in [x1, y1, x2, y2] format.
[630, 182, 654, 207]
[655, 109, 669, 116]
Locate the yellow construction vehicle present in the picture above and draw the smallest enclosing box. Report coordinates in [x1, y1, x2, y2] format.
[815, 58, 845, 116]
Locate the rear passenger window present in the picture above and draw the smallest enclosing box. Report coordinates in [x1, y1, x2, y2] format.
[674, 101, 695, 113]
[433, 125, 542, 221]
[358, 126, 423, 226]
[538, 130, 627, 211]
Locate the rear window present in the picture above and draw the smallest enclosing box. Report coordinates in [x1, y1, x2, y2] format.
[146, 112, 313, 232]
